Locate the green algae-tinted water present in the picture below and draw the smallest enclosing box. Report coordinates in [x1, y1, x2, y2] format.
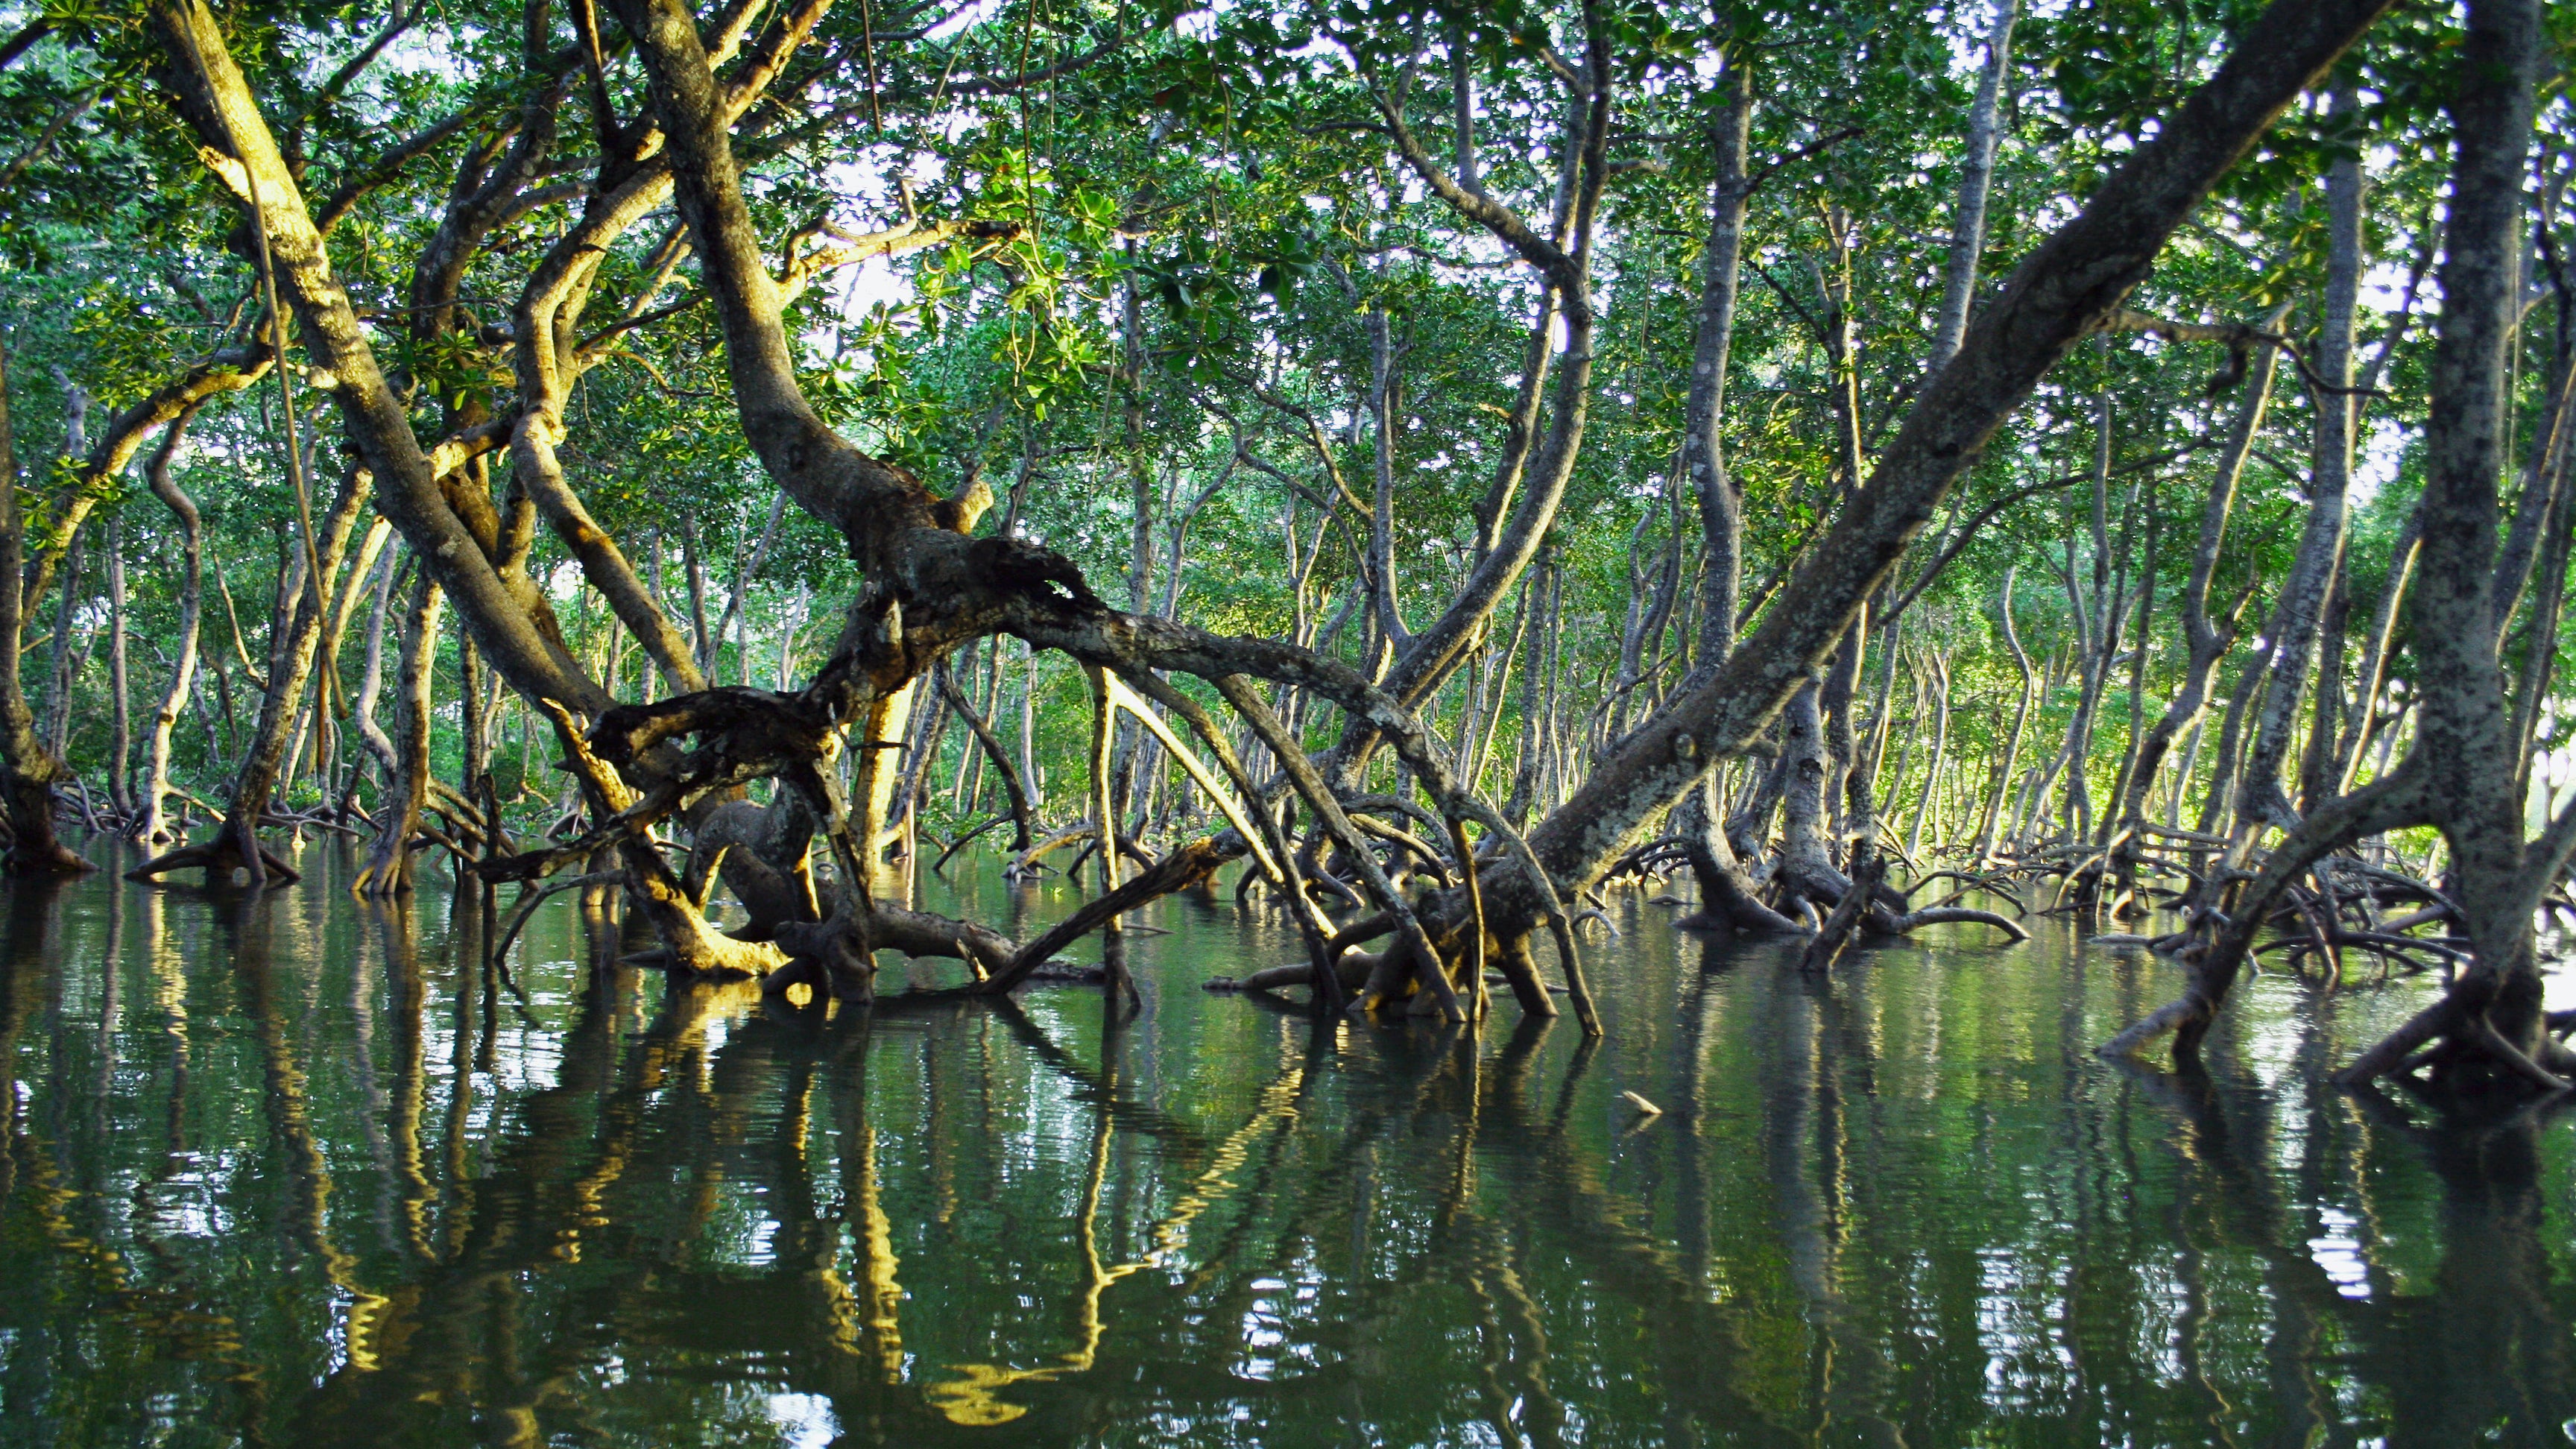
[1, 834, 2568, 1447]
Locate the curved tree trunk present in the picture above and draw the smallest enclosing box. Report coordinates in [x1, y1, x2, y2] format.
[105, 517, 131, 817]
[2112, 325, 2282, 853]
[23, 339, 271, 625]
[1317, 31, 1616, 787]
[351, 547, 402, 792]
[1665, 62, 1793, 934]
[2237, 85, 2364, 831]
[130, 461, 373, 886]
[134, 408, 206, 847]
[938, 661, 1033, 851]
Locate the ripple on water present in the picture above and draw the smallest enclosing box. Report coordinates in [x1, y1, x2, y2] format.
[0, 837, 2564, 1448]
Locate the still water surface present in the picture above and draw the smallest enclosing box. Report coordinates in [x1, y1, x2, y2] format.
[1, 836, 2569, 1447]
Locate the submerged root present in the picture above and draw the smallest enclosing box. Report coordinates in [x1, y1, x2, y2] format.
[2335, 987, 2576, 1096]
[2, 773, 93, 876]
[127, 820, 301, 886]
[1206, 950, 1374, 996]
[1881, 905, 2030, 941]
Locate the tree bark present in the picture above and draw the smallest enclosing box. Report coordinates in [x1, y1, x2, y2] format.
[1324, 18, 1614, 772]
[2109, 0, 2545, 1073]
[2238, 86, 2364, 830]
[1667, 69, 1793, 929]
[2376, 0, 2555, 1074]
[148, 0, 607, 721]
[1972, 564, 2033, 864]
[359, 569, 442, 896]
[1928, 0, 2020, 370]
[1774, 681, 1844, 909]
[352, 547, 402, 789]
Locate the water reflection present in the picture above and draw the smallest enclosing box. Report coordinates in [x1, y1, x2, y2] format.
[1, 836, 2572, 1446]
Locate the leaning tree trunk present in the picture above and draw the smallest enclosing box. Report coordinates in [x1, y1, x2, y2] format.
[1319, 26, 1614, 787]
[0, 338, 89, 873]
[1928, 0, 2020, 370]
[1486, 0, 2399, 944]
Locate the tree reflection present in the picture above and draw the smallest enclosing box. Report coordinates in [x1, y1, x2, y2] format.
[7, 851, 2576, 1446]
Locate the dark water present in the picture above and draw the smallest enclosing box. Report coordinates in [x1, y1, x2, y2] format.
[2, 835, 2571, 1448]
